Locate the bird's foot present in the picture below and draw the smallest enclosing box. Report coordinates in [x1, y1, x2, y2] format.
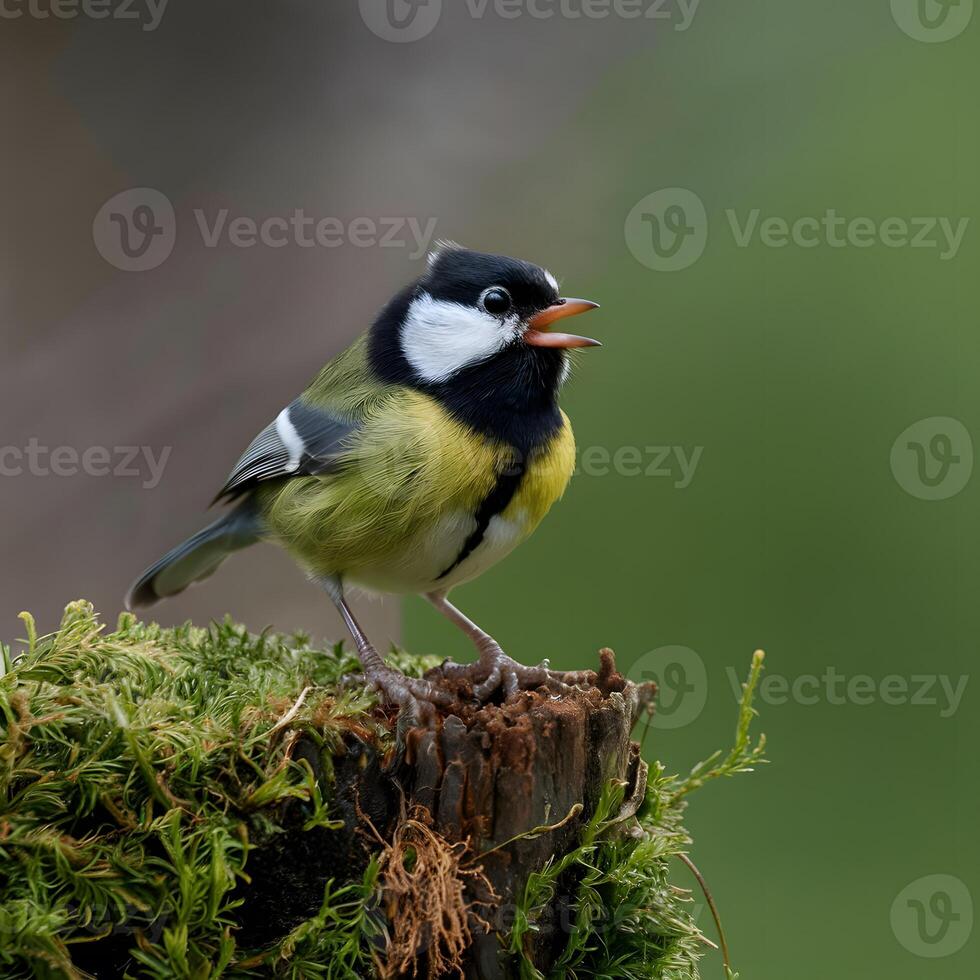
[367, 666, 452, 738]
[453, 644, 595, 702]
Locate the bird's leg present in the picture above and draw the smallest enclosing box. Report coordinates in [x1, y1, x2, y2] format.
[425, 592, 593, 701]
[323, 582, 451, 731]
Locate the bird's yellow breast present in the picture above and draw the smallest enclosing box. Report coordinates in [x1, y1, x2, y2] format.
[261, 390, 575, 592]
[506, 413, 576, 528]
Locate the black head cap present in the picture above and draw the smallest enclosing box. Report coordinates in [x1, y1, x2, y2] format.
[424, 243, 560, 318]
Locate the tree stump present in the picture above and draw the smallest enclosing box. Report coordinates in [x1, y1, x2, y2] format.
[241, 649, 652, 979]
[408, 649, 650, 978]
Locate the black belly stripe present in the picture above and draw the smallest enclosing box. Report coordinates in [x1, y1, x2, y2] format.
[437, 463, 526, 580]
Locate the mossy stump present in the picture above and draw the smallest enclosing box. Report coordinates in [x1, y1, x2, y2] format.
[409, 653, 650, 979]
[0, 603, 766, 979]
[240, 650, 651, 979]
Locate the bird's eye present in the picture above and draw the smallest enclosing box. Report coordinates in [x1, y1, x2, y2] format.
[480, 287, 512, 316]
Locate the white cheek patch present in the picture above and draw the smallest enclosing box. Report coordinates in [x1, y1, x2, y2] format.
[401, 293, 515, 383]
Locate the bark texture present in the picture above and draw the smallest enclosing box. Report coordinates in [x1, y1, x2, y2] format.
[241, 649, 652, 979]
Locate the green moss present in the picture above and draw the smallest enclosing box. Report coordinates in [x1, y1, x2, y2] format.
[0, 603, 765, 979]
[510, 652, 767, 980]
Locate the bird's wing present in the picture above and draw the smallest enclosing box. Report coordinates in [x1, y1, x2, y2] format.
[213, 398, 359, 503]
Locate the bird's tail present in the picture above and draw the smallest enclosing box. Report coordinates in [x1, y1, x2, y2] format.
[125, 498, 262, 610]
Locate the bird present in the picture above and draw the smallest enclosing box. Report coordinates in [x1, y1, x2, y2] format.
[126, 244, 601, 723]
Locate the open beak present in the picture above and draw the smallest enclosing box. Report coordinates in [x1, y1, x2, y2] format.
[524, 298, 601, 349]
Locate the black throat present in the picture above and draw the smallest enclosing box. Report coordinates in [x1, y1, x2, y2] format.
[367, 286, 566, 460]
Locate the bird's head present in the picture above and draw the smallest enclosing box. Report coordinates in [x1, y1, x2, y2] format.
[369, 244, 600, 395]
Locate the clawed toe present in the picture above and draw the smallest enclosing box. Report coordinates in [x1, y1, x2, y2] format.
[401, 674, 453, 708]
[423, 594, 592, 704]
[369, 668, 450, 738]
[471, 647, 589, 702]
[473, 665, 503, 700]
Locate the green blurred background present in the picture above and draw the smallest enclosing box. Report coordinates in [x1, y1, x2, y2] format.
[405, 3, 980, 976]
[4, 1, 976, 976]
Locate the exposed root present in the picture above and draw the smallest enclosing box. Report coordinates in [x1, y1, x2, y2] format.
[375, 805, 495, 980]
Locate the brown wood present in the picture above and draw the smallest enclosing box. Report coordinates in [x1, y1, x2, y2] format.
[238, 649, 653, 979]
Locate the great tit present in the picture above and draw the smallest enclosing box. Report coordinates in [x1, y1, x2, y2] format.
[126, 244, 601, 720]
